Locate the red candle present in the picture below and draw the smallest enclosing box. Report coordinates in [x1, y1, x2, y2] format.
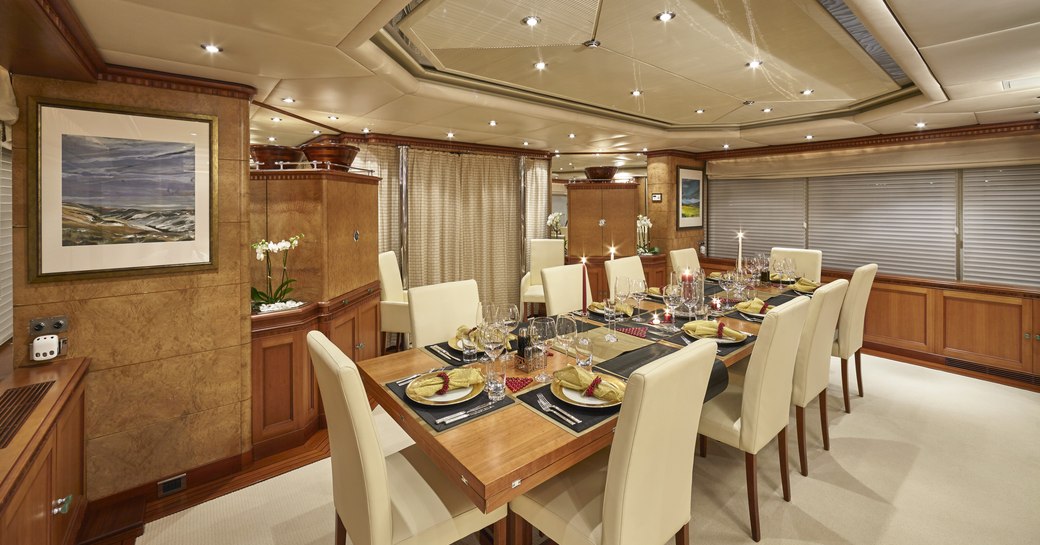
[581, 264, 588, 313]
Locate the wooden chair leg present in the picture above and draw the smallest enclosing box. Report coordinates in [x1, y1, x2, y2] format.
[508, 509, 532, 545]
[698, 433, 708, 458]
[491, 517, 507, 545]
[855, 349, 864, 397]
[795, 406, 808, 476]
[745, 452, 761, 542]
[675, 522, 690, 545]
[379, 332, 387, 356]
[335, 513, 346, 545]
[841, 358, 851, 413]
[819, 391, 830, 451]
[778, 427, 791, 502]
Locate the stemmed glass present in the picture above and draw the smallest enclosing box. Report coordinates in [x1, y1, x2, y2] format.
[663, 284, 682, 332]
[529, 317, 556, 383]
[681, 278, 697, 320]
[603, 296, 619, 343]
[555, 316, 577, 365]
[482, 302, 501, 328]
[614, 277, 630, 323]
[500, 304, 520, 335]
[630, 279, 648, 322]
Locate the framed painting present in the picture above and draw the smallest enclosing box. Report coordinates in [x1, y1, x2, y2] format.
[28, 98, 217, 281]
[676, 165, 704, 229]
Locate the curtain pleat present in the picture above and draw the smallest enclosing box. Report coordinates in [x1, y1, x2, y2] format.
[524, 158, 550, 269]
[353, 143, 400, 257]
[407, 149, 463, 288]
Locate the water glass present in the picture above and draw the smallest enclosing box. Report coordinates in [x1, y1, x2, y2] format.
[484, 354, 506, 402]
[575, 335, 593, 369]
[460, 334, 478, 363]
[614, 276, 630, 311]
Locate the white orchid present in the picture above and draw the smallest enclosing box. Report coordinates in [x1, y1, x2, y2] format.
[277, 240, 291, 251]
[251, 234, 305, 309]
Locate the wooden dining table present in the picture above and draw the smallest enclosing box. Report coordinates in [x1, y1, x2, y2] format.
[355, 284, 793, 543]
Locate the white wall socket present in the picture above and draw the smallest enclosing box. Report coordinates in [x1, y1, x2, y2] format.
[31, 335, 60, 362]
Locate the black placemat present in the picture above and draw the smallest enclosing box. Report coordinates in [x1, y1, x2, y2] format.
[596, 343, 680, 378]
[385, 379, 514, 433]
[423, 342, 469, 366]
[705, 284, 725, 296]
[766, 292, 801, 306]
[715, 334, 757, 357]
[516, 385, 619, 434]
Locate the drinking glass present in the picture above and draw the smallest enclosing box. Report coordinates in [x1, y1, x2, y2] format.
[460, 334, 478, 364]
[630, 279, 648, 322]
[784, 258, 797, 282]
[681, 278, 697, 320]
[500, 304, 520, 335]
[603, 297, 619, 342]
[663, 284, 682, 332]
[478, 325, 506, 401]
[481, 302, 500, 328]
[575, 335, 593, 369]
[614, 276, 630, 318]
[555, 316, 577, 364]
[529, 318, 556, 383]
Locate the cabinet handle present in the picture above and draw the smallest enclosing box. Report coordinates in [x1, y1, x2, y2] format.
[1026, 333, 1032, 340]
[1035, 334, 1039, 341]
[52, 495, 72, 515]
[355, 342, 365, 350]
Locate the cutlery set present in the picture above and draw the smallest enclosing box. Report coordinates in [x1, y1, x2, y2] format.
[394, 366, 454, 385]
[429, 344, 461, 362]
[435, 401, 498, 425]
[536, 393, 582, 425]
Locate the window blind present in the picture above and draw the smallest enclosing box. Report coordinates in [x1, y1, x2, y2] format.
[707, 178, 805, 260]
[0, 146, 11, 343]
[962, 165, 1040, 288]
[807, 171, 957, 279]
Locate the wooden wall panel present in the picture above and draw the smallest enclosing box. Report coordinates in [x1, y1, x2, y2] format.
[263, 179, 324, 303]
[1034, 300, 1040, 374]
[567, 188, 602, 258]
[253, 336, 298, 440]
[600, 189, 637, 256]
[864, 283, 933, 352]
[52, 386, 84, 545]
[940, 292, 1033, 372]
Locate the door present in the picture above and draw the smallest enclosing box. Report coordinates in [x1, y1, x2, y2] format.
[251, 332, 303, 442]
[1, 435, 54, 545]
[328, 306, 359, 362]
[356, 294, 381, 361]
[52, 387, 84, 545]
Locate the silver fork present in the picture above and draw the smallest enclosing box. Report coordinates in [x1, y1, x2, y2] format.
[536, 393, 581, 425]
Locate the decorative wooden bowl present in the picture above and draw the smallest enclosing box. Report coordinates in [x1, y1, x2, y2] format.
[250, 145, 304, 168]
[300, 143, 360, 167]
[584, 166, 619, 181]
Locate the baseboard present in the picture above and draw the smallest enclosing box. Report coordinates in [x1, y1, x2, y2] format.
[252, 417, 321, 460]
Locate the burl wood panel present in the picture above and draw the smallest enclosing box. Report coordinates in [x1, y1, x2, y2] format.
[566, 184, 638, 257]
[326, 181, 379, 298]
[253, 336, 298, 441]
[864, 283, 932, 353]
[600, 188, 637, 256]
[264, 179, 324, 303]
[646, 155, 705, 254]
[356, 295, 381, 361]
[940, 291, 1032, 372]
[566, 255, 667, 302]
[567, 188, 603, 257]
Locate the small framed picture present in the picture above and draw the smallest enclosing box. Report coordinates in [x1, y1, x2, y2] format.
[651, 193, 663, 203]
[676, 166, 704, 230]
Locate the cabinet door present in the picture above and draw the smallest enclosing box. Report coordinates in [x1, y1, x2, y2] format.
[600, 189, 637, 256]
[1, 435, 54, 545]
[328, 307, 359, 362]
[52, 387, 84, 545]
[356, 295, 380, 361]
[251, 332, 303, 442]
[567, 189, 603, 257]
[939, 291, 1032, 373]
[1033, 300, 1040, 374]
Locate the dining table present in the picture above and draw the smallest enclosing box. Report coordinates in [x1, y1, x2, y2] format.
[355, 281, 805, 544]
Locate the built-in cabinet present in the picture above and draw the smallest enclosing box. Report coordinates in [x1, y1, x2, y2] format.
[566, 183, 639, 258]
[938, 291, 1034, 374]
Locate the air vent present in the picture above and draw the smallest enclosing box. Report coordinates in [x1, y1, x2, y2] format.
[0, 381, 55, 448]
[944, 358, 1039, 385]
[817, 0, 911, 86]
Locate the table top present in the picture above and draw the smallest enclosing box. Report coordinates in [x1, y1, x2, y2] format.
[355, 284, 792, 513]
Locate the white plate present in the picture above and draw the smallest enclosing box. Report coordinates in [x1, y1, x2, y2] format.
[421, 386, 473, 403]
[560, 386, 612, 406]
[737, 309, 768, 319]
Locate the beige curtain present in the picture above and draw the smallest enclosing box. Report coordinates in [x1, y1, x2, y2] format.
[353, 143, 400, 256]
[708, 134, 1040, 180]
[524, 158, 550, 269]
[407, 148, 463, 288]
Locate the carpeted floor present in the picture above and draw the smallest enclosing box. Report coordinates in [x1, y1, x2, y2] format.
[139, 355, 1040, 545]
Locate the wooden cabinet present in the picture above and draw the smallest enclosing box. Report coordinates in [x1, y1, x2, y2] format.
[566, 183, 638, 257]
[938, 291, 1034, 374]
[51, 387, 84, 545]
[566, 254, 667, 301]
[864, 283, 936, 353]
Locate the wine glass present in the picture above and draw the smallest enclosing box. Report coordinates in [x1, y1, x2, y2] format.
[555, 316, 577, 365]
[603, 296, 619, 342]
[482, 302, 501, 328]
[614, 276, 630, 320]
[500, 304, 520, 335]
[681, 278, 697, 321]
[663, 284, 682, 332]
[529, 317, 556, 383]
[630, 279, 648, 322]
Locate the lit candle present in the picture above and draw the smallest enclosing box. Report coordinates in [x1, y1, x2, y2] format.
[580, 256, 588, 314]
[736, 231, 745, 270]
[609, 245, 616, 260]
[682, 268, 692, 283]
[651, 312, 661, 325]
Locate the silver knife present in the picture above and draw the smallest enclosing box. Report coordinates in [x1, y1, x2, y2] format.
[442, 402, 498, 424]
[435, 401, 496, 424]
[431, 345, 461, 362]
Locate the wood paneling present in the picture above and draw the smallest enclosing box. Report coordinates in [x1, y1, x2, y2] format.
[52, 385, 84, 545]
[1034, 300, 1040, 374]
[566, 183, 638, 257]
[939, 291, 1033, 373]
[252, 334, 303, 443]
[0, 0, 100, 82]
[2, 434, 54, 545]
[864, 283, 934, 353]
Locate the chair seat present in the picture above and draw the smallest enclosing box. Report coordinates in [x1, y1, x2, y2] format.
[698, 384, 744, 450]
[388, 445, 507, 545]
[509, 449, 610, 545]
[522, 284, 545, 304]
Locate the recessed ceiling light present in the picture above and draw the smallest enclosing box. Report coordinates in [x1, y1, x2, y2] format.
[534, 61, 547, 70]
[583, 39, 601, 48]
[695, 108, 705, 114]
[915, 122, 927, 128]
[362, 127, 370, 134]
[761, 107, 772, 113]
[312, 130, 321, 135]
[723, 144, 730, 149]
[489, 120, 497, 126]
[746, 60, 763, 69]
[328, 115, 339, 120]
[568, 133, 576, 139]
[446, 131, 454, 139]
[743, 100, 755, 106]
[523, 141, 529, 146]
[655, 11, 675, 22]
[631, 90, 642, 97]
[270, 117, 282, 122]
[267, 136, 276, 142]
[801, 89, 814, 96]
[805, 134, 814, 140]
[522, 15, 541, 26]
[281, 97, 296, 103]
[201, 44, 222, 53]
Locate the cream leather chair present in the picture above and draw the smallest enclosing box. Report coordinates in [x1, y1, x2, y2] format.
[408, 279, 480, 347]
[791, 279, 848, 476]
[508, 339, 719, 545]
[519, 239, 565, 319]
[603, 255, 646, 299]
[770, 247, 823, 282]
[378, 251, 410, 352]
[307, 332, 506, 545]
[833, 263, 878, 413]
[541, 264, 594, 316]
[669, 247, 701, 279]
[697, 296, 810, 542]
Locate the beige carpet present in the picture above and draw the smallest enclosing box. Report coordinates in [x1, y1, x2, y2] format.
[139, 355, 1040, 545]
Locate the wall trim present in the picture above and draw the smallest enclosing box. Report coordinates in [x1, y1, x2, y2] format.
[102, 65, 257, 100]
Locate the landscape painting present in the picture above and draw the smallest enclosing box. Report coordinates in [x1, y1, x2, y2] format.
[32, 99, 215, 281]
[677, 166, 704, 229]
[61, 135, 196, 246]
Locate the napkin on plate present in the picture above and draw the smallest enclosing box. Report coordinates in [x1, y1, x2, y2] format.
[553, 366, 625, 402]
[589, 301, 634, 316]
[453, 325, 515, 350]
[647, 287, 661, 296]
[682, 320, 749, 342]
[736, 298, 771, 314]
[410, 368, 484, 397]
[792, 278, 821, 292]
[708, 271, 723, 280]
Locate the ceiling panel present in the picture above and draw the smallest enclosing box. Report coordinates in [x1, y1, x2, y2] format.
[860, 112, 979, 134]
[886, 0, 1040, 47]
[919, 23, 1040, 86]
[715, 99, 855, 124]
[739, 118, 878, 145]
[268, 77, 405, 117]
[362, 95, 467, 124]
[975, 105, 1040, 124]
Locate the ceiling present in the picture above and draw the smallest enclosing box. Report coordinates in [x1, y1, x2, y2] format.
[65, 0, 1040, 153]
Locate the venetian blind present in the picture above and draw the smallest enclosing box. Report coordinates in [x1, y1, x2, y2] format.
[807, 171, 957, 279]
[0, 146, 11, 343]
[707, 178, 806, 260]
[962, 165, 1040, 288]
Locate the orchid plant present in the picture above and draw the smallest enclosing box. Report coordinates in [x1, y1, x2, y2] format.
[546, 212, 564, 238]
[251, 234, 304, 309]
[636, 215, 658, 255]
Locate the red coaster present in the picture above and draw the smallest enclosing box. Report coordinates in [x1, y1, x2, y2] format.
[616, 326, 648, 338]
[505, 376, 534, 393]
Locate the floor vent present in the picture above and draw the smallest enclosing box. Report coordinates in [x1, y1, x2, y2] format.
[944, 358, 1038, 385]
[0, 381, 55, 448]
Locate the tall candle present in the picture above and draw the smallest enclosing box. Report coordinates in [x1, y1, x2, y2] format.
[736, 232, 744, 270]
[581, 263, 588, 313]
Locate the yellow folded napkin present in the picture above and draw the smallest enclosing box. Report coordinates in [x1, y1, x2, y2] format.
[792, 278, 821, 292]
[735, 298, 772, 314]
[453, 325, 515, 350]
[553, 366, 625, 402]
[682, 320, 749, 342]
[410, 368, 484, 397]
[589, 301, 634, 316]
[647, 287, 661, 296]
[708, 271, 723, 280]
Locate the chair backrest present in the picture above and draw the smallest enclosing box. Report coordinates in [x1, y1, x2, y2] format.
[792, 280, 849, 407]
[307, 331, 392, 545]
[528, 239, 565, 286]
[835, 263, 878, 358]
[669, 248, 700, 279]
[408, 279, 480, 347]
[739, 296, 810, 454]
[378, 251, 405, 303]
[541, 264, 594, 316]
[604, 256, 646, 299]
[770, 247, 823, 282]
[601, 339, 718, 545]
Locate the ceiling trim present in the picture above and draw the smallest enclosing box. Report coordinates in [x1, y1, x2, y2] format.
[0, 0, 102, 81]
[691, 119, 1040, 160]
[253, 101, 342, 133]
[644, 150, 704, 161]
[104, 65, 256, 100]
[335, 132, 552, 158]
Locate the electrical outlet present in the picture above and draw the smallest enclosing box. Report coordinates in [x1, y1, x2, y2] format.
[28, 315, 69, 338]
